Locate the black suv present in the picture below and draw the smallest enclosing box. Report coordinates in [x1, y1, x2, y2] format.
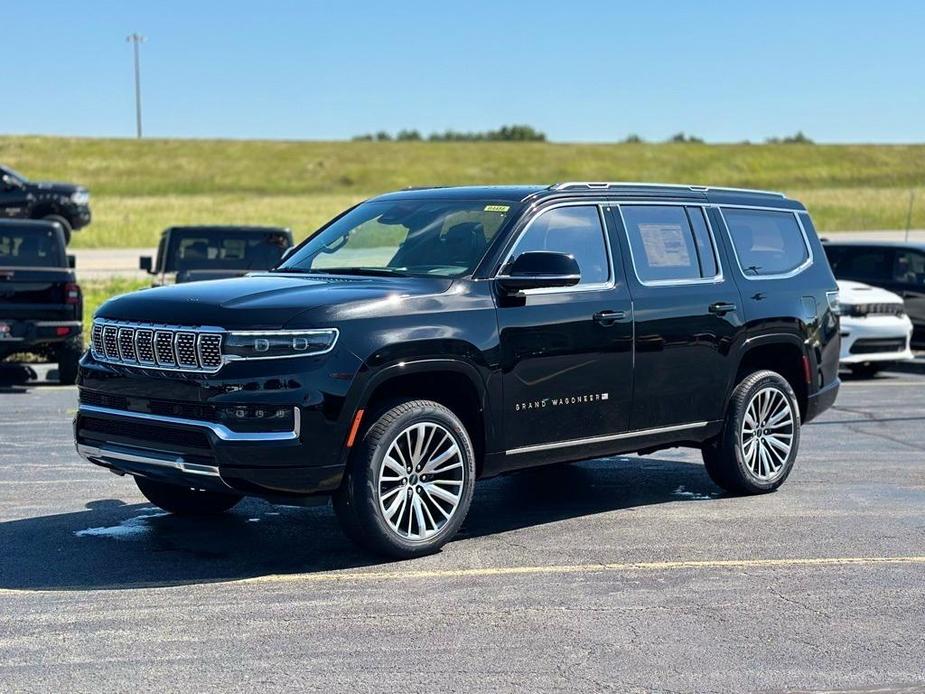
[1, 220, 83, 383]
[75, 183, 840, 557]
[0, 165, 91, 244]
[140, 226, 294, 285]
[823, 241, 925, 343]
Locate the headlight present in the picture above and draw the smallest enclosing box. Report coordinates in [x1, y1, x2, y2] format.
[825, 290, 840, 315]
[71, 191, 90, 205]
[224, 329, 338, 360]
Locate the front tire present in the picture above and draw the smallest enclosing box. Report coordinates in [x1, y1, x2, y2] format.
[702, 370, 801, 494]
[333, 399, 476, 558]
[56, 336, 83, 385]
[135, 477, 242, 515]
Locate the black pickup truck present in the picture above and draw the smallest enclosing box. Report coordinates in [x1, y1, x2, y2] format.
[140, 226, 293, 285]
[1, 165, 92, 244]
[0, 220, 83, 384]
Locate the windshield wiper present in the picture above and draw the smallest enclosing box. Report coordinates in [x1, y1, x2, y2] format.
[310, 267, 408, 277]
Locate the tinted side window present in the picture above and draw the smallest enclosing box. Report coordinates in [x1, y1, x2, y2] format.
[723, 208, 809, 277]
[509, 206, 610, 285]
[827, 246, 893, 282]
[894, 250, 925, 286]
[621, 205, 719, 283]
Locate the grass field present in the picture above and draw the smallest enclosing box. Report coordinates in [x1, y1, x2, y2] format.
[1, 135, 923, 248]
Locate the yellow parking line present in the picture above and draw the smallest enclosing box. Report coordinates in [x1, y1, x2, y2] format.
[1, 556, 922, 595]
[236, 555, 925, 586]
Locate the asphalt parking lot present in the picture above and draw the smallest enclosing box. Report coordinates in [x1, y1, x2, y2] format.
[0, 370, 923, 692]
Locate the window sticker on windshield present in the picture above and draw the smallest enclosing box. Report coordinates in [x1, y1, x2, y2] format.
[638, 223, 692, 268]
[484, 205, 510, 213]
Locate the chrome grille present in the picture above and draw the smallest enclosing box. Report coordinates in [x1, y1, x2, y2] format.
[102, 326, 119, 360]
[198, 334, 223, 369]
[91, 320, 225, 374]
[91, 324, 104, 357]
[175, 332, 198, 368]
[154, 331, 176, 365]
[118, 328, 137, 362]
[136, 329, 155, 364]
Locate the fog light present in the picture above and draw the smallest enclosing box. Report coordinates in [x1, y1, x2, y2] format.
[217, 405, 295, 433]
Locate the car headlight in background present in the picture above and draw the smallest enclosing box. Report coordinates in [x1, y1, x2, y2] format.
[826, 290, 840, 315]
[71, 191, 90, 205]
[224, 328, 338, 360]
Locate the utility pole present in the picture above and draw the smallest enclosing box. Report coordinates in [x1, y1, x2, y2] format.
[126, 33, 146, 138]
[904, 189, 916, 242]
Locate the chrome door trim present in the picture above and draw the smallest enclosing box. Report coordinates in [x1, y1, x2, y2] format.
[716, 206, 815, 281]
[77, 403, 301, 441]
[613, 203, 725, 287]
[505, 420, 709, 456]
[494, 200, 617, 295]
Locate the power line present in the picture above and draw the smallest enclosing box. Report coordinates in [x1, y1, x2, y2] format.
[126, 33, 146, 139]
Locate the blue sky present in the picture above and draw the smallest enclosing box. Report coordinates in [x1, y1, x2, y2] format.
[2, 0, 923, 143]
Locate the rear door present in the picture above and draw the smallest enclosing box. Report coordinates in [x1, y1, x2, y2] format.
[496, 202, 634, 462]
[611, 203, 744, 430]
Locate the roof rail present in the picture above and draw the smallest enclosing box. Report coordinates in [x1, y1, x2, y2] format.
[549, 182, 787, 198]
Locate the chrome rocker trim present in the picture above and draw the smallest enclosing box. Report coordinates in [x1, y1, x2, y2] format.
[77, 403, 301, 442]
[505, 421, 709, 456]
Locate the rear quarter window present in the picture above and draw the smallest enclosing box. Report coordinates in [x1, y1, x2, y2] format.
[722, 208, 810, 278]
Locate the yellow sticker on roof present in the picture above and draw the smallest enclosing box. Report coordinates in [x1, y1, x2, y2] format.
[484, 204, 510, 213]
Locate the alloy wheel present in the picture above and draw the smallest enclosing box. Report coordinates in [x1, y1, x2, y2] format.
[377, 422, 465, 541]
[740, 386, 795, 481]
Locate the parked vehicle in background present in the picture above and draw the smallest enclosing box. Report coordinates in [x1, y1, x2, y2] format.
[835, 280, 913, 377]
[0, 165, 91, 244]
[824, 241, 925, 345]
[139, 226, 293, 285]
[0, 220, 82, 384]
[77, 183, 840, 558]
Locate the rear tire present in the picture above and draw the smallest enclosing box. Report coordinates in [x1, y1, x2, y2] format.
[42, 214, 72, 244]
[333, 399, 476, 558]
[135, 476, 242, 515]
[56, 336, 83, 385]
[702, 370, 801, 494]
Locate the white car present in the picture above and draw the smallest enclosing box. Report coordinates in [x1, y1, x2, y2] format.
[837, 280, 914, 377]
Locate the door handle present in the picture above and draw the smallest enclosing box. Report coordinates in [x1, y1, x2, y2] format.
[709, 302, 737, 316]
[593, 310, 626, 325]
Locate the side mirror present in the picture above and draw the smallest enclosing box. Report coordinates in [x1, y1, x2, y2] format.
[497, 251, 581, 293]
[1, 174, 22, 190]
[67, 254, 76, 269]
[139, 256, 153, 273]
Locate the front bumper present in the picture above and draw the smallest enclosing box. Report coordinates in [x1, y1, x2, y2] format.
[74, 402, 345, 499]
[839, 315, 914, 364]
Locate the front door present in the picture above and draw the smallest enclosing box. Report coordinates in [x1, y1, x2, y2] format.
[496, 203, 633, 464]
[611, 203, 744, 431]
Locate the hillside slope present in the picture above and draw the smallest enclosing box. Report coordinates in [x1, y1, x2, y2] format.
[1, 136, 922, 247]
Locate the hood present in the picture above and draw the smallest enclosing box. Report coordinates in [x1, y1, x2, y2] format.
[27, 181, 85, 196]
[96, 273, 453, 329]
[837, 279, 903, 305]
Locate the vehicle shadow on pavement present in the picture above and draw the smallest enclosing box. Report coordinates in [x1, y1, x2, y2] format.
[0, 456, 717, 592]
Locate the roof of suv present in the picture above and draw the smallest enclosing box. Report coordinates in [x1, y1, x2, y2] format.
[163, 225, 292, 236]
[823, 239, 925, 251]
[372, 183, 805, 210]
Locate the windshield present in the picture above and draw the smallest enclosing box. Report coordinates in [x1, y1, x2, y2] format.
[0, 228, 65, 267]
[276, 200, 518, 278]
[163, 230, 291, 273]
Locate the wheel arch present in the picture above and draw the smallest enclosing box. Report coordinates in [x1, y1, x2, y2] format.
[731, 333, 809, 420]
[353, 358, 492, 476]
